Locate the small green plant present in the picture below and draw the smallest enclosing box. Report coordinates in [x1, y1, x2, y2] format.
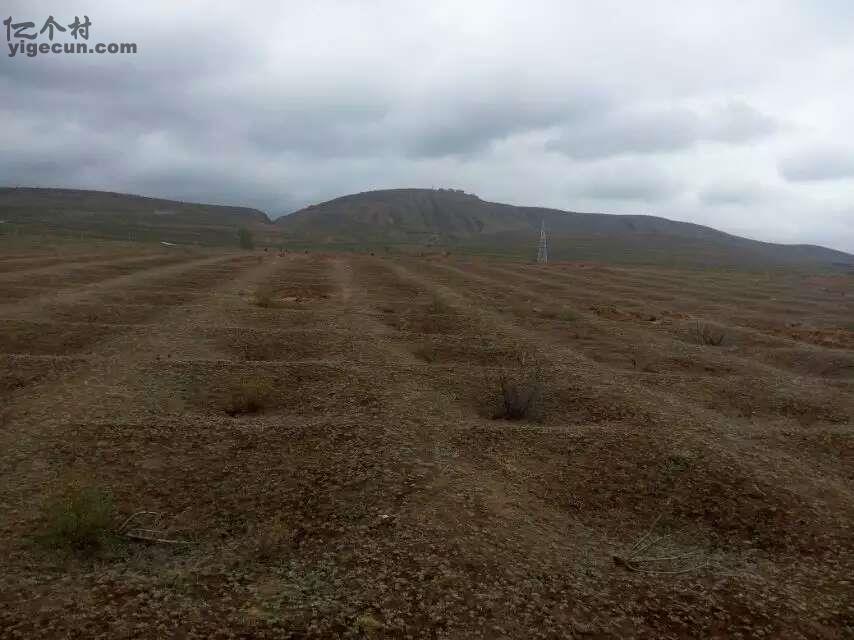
[224, 379, 273, 416]
[40, 481, 115, 550]
[693, 321, 725, 346]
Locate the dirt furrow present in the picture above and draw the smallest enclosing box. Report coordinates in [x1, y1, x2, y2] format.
[385, 258, 854, 507]
[482, 261, 854, 352]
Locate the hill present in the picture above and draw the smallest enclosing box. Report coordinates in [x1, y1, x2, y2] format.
[2, 186, 851, 268]
[278, 188, 854, 268]
[0, 187, 272, 245]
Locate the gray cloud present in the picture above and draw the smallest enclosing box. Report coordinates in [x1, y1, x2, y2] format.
[398, 83, 610, 158]
[704, 102, 779, 142]
[0, 0, 852, 252]
[779, 147, 854, 181]
[698, 183, 766, 206]
[546, 102, 778, 160]
[571, 165, 682, 202]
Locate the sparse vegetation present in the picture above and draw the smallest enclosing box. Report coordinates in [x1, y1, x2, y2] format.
[557, 307, 579, 322]
[3, 245, 852, 637]
[539, 304, 579, 322]
[252, 285, 276, 308]
[40, 481, 115, 550]
[693, 321, 726, 346]
[223, 379, 273, 416]
[354, 614, 385, 635]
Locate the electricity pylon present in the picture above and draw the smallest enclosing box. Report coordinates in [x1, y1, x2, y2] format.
[536, 219, 548, 264]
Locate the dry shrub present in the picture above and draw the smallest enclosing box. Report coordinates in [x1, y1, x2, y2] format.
[421, 295, 451, 333]
[355, 614, 385, 636]
[693, 321, 726, 346]
[491, 348, 545, 421]
[224, 379, 274, 416]
[426, 294, 448, 315]
[40, 481, 115, 550]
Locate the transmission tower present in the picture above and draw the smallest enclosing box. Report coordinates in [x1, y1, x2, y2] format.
[536, 219, 549, 264]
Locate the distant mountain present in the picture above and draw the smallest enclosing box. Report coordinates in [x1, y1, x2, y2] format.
[0, 187, 271, 244]
[3, 186, 851, 268]
[277, 188, 854, 267]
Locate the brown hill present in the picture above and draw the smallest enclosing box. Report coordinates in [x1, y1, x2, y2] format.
[3, 186, 851, 268]
[0, 187, 271, 245]
[277, 188, 854, 268]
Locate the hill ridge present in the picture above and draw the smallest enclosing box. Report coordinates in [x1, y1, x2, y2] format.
[0, 187, 271, 223]
[276, 188, 853, 267]
[2, 186, 851, 267]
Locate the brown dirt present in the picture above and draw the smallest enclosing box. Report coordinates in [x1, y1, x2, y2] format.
[0, 248, 851, 639]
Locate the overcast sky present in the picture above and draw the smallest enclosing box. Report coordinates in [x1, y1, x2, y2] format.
[2, 1, 853, 252]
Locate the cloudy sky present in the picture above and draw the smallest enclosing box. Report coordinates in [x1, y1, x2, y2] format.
[2, 1, 853, 252]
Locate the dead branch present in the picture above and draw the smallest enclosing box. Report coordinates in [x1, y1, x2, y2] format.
[118, 510, 193, 545]
[123, 530, 194, 545]
[118, 510, 161, 532]
[616, 505, 709, 576]
[628, 510, 665, 554]
[631, 550, 704, 563]
[622, 560, 710, 575]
